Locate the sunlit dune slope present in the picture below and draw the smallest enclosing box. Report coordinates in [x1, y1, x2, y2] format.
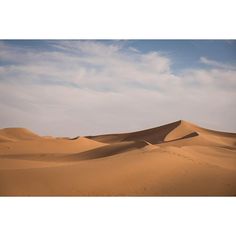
[0, 128, 41, 141]
[0, 135, 106, 155]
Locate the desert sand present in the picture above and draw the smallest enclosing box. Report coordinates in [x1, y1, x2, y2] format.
[0, 120, 236, 196]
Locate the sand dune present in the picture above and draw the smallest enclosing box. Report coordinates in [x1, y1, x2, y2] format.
[0, 120, 236, 196]
[0, 128, 41, 141]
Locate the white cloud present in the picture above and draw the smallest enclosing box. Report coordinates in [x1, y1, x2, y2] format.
[0, 41, 235, 136]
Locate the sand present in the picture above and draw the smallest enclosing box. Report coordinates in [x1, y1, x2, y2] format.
[0, 120, 236, 196]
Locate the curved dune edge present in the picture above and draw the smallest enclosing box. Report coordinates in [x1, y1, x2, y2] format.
[164, 120, 198, 141]
[86, 120, 236, 146]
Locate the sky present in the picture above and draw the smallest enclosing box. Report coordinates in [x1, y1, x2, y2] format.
[0, 40, 236, 136]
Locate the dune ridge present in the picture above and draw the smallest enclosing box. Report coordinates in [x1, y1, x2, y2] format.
[0, 128, 41, 141]
[0, 120, 236, 196]
[86, 120, 236, 146]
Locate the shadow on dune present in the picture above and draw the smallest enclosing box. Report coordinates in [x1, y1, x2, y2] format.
[67, 131, 200, 161]
[68, 140, 149, 161]
[86, 120, 201, 145]
[86, 120, 181, 144]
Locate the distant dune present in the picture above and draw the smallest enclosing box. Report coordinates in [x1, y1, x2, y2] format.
[0, 120, 236, 196]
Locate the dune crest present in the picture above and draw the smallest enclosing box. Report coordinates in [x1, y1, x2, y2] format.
[164, 120, 198, 141]
[86, 120, 235, 146]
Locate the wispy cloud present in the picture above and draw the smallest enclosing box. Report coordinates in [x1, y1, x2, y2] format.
[200, 56, 236, 70]
[0, 41, 235, 136]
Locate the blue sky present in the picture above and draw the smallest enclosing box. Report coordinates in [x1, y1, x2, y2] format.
[128, 40, 236, 71]
[0, 40, 235, 136]
[2, 40, 236, 70]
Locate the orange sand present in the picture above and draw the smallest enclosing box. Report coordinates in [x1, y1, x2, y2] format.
[0, 120, 235, 196]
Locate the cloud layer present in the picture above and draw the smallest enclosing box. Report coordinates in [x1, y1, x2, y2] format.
[0, 40, 235, 136]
